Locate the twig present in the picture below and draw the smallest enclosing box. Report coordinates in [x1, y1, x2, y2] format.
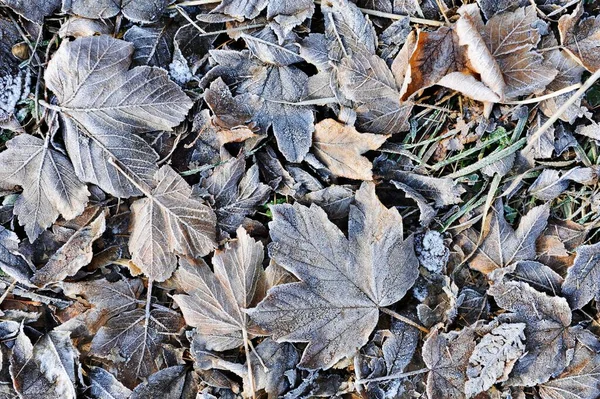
[524, 68, 600, 153]
[242, 326, 257, 399]
[168, 0, 221, 8]
[0, 279, 17, 306]
[355, 367, 428, 384]
[380, 307, 429, 334]
[502, 83, 581, 105]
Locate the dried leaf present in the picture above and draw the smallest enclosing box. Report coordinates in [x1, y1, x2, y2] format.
[0, 134, 89, 242]
[129, 166, 217, 282]
[423, 327, 476, 399]
[300, 185, 354, 220]
[45, 35, 192, 198]
[61, 0, 168, 23]
[242, 28, 303, 66]
[470, 200, 549, 274]
[0, 226, 34, 283]
[384, 170, 464, 207]
[382, 319, 419, 375]
[88, 367, 132, 399]
[249, 182, 419, 369]
[123, 23, 176, 68]
[488, 280, 574, 386]
[312, 119, 387, 180]
[130, 365, 188, 399]
[32, 209, 105, 286]
[559, 3, 600, 72]
[173, 227, 265, 351]
[1, 0, 60, 24]
[58, 16, 113, 38]
[465, 322, 526, 397]
[529, 167, 596, 201]
[10, 328, 79, 399]
[247, 338, 299, 396]
[562, 241, 600, 309]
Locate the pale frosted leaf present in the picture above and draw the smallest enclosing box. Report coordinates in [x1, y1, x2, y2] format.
[423, 327, 476, 399]
[576, 121, 600, 142]
[383, 319, 419, 375]
[249, 182, 419, 369]
[88, 367, 132, 399]
[10, 328, 78, 399]
[247, 338, 299, 396]
[32, 209, 105, 287]
[508, 261, 563, 296]
[0, 226, 34, 283]
[470, 200, 549, 274]
[385, 170, 464, 207]
[529, 167, 596, 201]
[58, 17, 113, 38]
[488, 280, 574, 386]
[129, 166, 217, 282]
[242, 28, 303, 66]
[0, 134, 89, 242]
[559, 3, 600, 72]
[1, 0, 60, 23]
[465, 322, 526, 397]
[312, 119, 387, 180]
[173, 227, 265, 351]
[123, 24, 176, 68]
[267, 0, 314, 43]
[562, 241, 600, 309]
[338, 50, 399, 104]
[130, 366, 187, 399]
[301, 185, 354, 220]
[213, 0, 269, 19]
[61, 0, 167, 23]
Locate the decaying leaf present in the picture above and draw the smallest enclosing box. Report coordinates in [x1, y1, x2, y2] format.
[562, 241, 600, 309]
[465, 322, 526, 397]
[61, 0, 168, 23]
[559, 3, 600, 72]
[423, 327, 476, 399]
[312, 119, 388, 180]
[88, 367, 133, 399]
[173, 227, 265, 351]
[45, 35, 192, 198]
[470, 200, 549, 274]
[129, 365, 189, 399]
[129, 166, 217, 282]
[1, 0, 60, 23]
[0, 134, 89, 242]
[249, 182, 419, 369]
[489, 279, 574, 386]
[0, 226, 34, 283]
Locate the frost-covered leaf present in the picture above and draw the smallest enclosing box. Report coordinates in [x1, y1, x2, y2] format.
[465, 322, 526, 397]
[529, 167, 596, 201]
[559, 3, 600, 72]
[507, 261, 563, 296]
[249, 182, 419, 369]
[88, 367, 132, 399]
[201, 156, 270, 235]
[312, 119, 387, 180]
[383, 169, 464, 207]
[45, 35, 192, 198]
[301, 185, 354, 220]
[382, 319, 419, 375]
[0, 134, 89, 242]
[241, 28, 303, 66]
[0, 226, 34, 283]
[61, 0, 168, 23]
[488, 280, 574, 386]
[32, 209, 105, 286]
[562, 241, 600, 309]
[123, 23, 176, 68]
[129, 166, 217, 282]
[173, 227, 265, 351]
[130, 365, 188, 399]
[1, 0, 60, 23]
[247, 338, 299, 396]
[10, 328, 79, 399]
[58, 16, 113, 38]
[0, 18, 26, 130]
[470, 200, 549, 274]
[423, 327, 476, 399]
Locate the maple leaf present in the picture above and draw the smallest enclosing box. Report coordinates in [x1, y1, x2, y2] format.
[173, 227, 266, 351]
[44, 35, 192, 198]
[423, 327, 476, 399]
[61, 0, 167, 23]
[0, 134, 89, 242]
[558, 2, 600, 73]
[488, 279, 575, 386]
[469, 199, 549, 274]
[312, 119, 388, 180]
[562, 241, 600, 310]
[248, 182, 419, 369]
[129, 165, 217, 282]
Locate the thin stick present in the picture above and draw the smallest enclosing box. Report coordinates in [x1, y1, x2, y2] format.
[356, 368, 428, 384]
[380, 307, 429, 334]
[168, 0, 220, 8]
[501, 83, 581, 105]
[524, 68, 600, 153]
[0, 279, 17, 306]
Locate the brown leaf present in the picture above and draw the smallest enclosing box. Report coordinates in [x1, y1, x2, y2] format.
[562, 241, 600, 310]
[559, 2, 600, 72]
[312, 119, 388, 180]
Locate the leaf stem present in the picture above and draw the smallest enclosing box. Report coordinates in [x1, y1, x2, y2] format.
[168, 0, 220, 7]
[380, 308, 429, 334]
[355, 367, 428, 384]
[242, 326, 257, 399]
[524, 68, 600, 153]
[501, 83, 582, 105]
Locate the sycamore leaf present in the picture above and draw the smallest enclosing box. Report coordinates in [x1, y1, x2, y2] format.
[470, 200, 549, 274]
[45, 35, 192, 198]
[173, 227, 266, 351]
[61, 0, 168, 23]
[10, 328, 79, 399]
[201, 155, 271, 235]
[559, 2, 600, 72]
[312, 119, 388, 180]
[0, 226, 34, 284]
[465, 322, 526, 397]
[423, 327, 476, 399]
[90, 308, 184, 386]
[538, 329, 600, 399]
[248, 182, 419, 369]
[488, 279, 575, 386]
[32, 209, 105, 287]
[88, 367, 132, 399]
[562, 241, 600, 309]
[129, 166, 217, 282]
[0, 134, 89, 242]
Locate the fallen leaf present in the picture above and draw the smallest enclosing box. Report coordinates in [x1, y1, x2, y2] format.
[562, 241, 600, 309]
[61, 0, 168, 23]
[88, 367, 133, 399]
[130, 365, 188, 399]
[1, 0, 60, 23]
[529, 167, 596, 201]
[0, 226, 34, 283]
[248, 182, 419, 369]
[123, 22, 176, 68]
[559, 2, 600, 72]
